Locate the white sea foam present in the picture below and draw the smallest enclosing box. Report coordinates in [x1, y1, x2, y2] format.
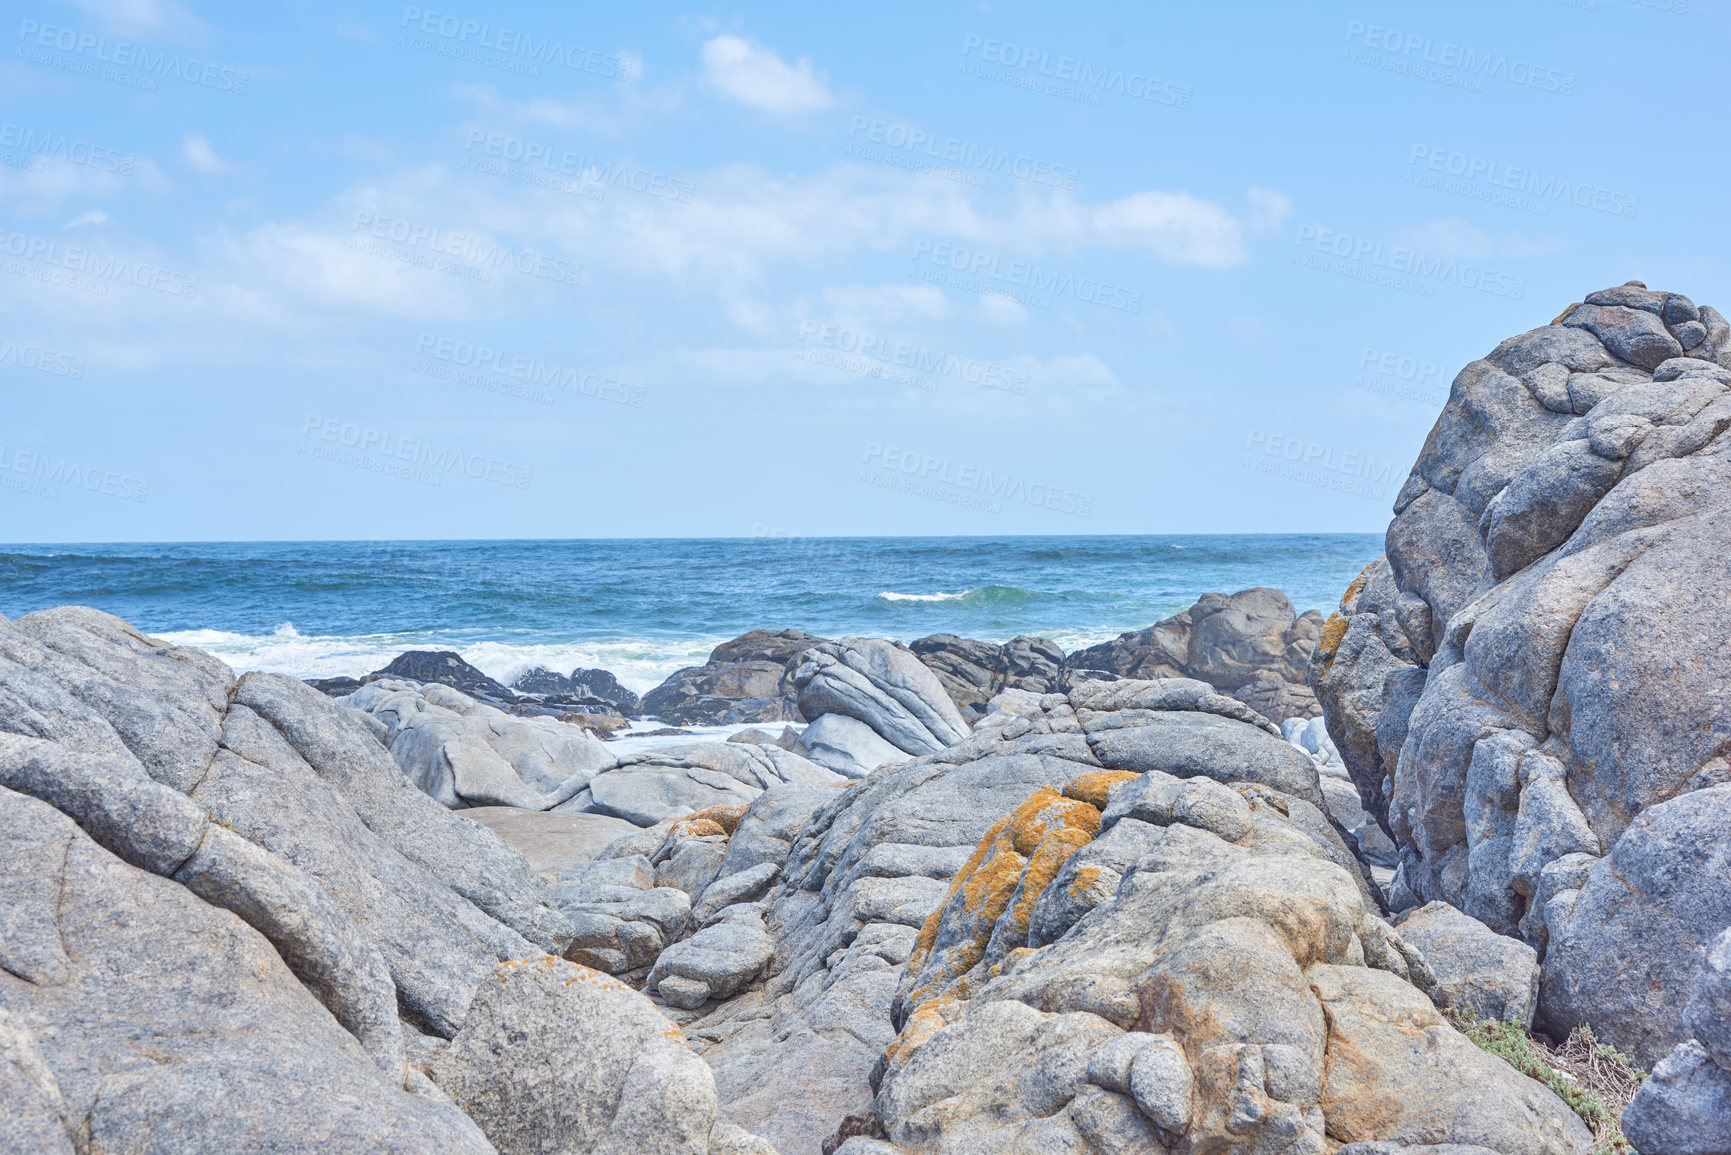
[877, 590, 974, 602]
[151, 624, 725, 694]
[152, 619, 1133, 694]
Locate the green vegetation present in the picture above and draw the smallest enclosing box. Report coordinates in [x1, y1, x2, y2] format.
[1445, 1007, 1646, 1154]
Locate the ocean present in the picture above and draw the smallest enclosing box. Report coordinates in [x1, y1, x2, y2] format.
[0, 536, 1382, 693]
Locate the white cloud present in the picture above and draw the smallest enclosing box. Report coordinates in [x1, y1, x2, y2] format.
[182, 134, 228, 174]
[701, 35, 832, 116]
[64, 210, 109, 228]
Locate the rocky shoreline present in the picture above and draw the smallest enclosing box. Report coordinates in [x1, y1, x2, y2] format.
[4, 283, 1728, 1152]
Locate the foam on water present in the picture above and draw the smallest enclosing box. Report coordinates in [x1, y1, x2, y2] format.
[154, 624, 726, 693]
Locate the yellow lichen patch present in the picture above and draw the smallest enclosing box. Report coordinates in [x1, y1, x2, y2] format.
[1550, 302, 1581, 325]
[1004, 824, 1094, 943]
[882, 993, 957, 1067]
[1067, 864, 1104, 901]
[913, 810, 1019, 963]
[1340, 561, 1378, 610]
[904, 787, 1104, 1016]
[687, 803, 749, 835]
[667, 817, 727, 839]
[1005, 787, 1100, 856]
[1000, 946, 1037, 974]
[1315, 612, 1349, 673]
[1062, 770, 1139, 809]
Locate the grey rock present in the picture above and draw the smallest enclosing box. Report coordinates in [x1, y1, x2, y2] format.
[0, 785, 491, 1152]
[1621, 1041, 1731, 1155]
[649, 918, 777, 1005]
[1127, 1035, 1194, 1134]
[1542, 786, 1731, 1066]
[431, 954, 738, 1154]
[794, 712, 907, 778]
[1686, 928, 1731, 1070]
[1311, 287, 1731, 1141]
[584, 763, 762, 826]
[791, 637, 971, 755]
[638, 630, 827, 726]
[1081, 704, 1325, 808]
[456, 805, 640, 879]
[692, 861, 781, 926]
[373, 649, 517, 700]
[1566, 302, 1685, 369]
[1063, 588, 1322, 694]
[1395, 901, 1539, 1027]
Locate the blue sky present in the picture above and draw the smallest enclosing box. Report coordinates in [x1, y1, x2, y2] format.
[0, 0, 1721, 541]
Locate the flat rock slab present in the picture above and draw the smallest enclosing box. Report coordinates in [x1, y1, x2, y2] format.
[459, 807, 640, 879]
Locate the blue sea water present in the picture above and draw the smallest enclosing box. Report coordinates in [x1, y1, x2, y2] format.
[0, 536, 1381, 692]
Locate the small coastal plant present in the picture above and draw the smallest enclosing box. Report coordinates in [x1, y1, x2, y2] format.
[1444, 1006, 1646, 1154]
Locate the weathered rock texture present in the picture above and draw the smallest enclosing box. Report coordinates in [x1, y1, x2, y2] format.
[908, 633, 1066, 711]
[677, 677, 1587, 1154]
[0, 607, 772, 1152]
[640, 630, 829, 726]
[340, 676, 618, 810]
[1306, 283, 1731, 1138]
[1068, 588, 1327, 723]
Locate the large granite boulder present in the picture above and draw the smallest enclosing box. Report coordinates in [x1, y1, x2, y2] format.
[0, 784, 493, 1152]
[790, 638, 972, 761]
[1396, 901, 1540, 1027]
[431, 955, 773, 1154]
[639, 630, 829, 726]
[560, 741, 846, 827]
[1307, 285, 1731, 1125]
[0, 606, 776, 1150]
[342, 677, 616, 810]
[909, 633, 1065, 711]
[671, 678, 1593, 1153]
[1066, 588, 1326, 724]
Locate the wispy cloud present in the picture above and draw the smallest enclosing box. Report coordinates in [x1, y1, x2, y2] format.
[182, 133, 229, 174]
[701, 35, 832, 116]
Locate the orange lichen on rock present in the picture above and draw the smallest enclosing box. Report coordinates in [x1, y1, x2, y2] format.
[668, 804, 748, 839]
[1062, 770, 1140, 809]
[883, 993, 957, 1067]
[902, 787, 1103, 1018]
[1315, 612, 1349, 674]
[1341, 560, 1378, 609]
